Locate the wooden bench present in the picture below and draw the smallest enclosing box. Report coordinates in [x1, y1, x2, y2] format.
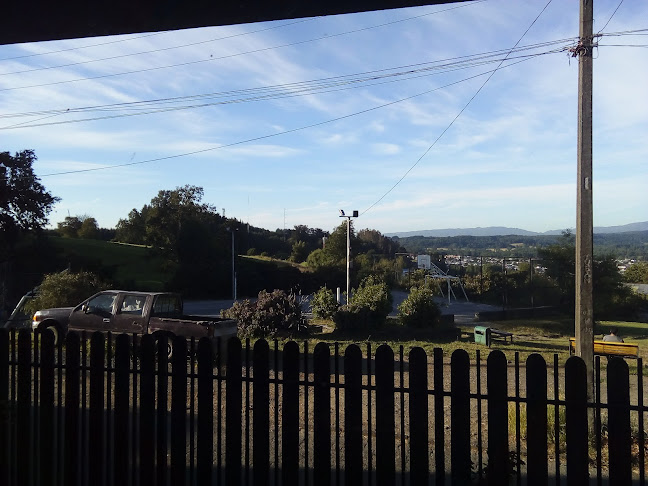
[568, 338, 639, 359]
[490, 328, 514, 344]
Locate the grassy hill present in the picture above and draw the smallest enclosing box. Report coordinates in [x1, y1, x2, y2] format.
[45, 237, 322, 297]
[49, 236, 173, 291]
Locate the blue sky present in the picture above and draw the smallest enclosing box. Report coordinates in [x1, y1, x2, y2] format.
[2, 0, 647, 235]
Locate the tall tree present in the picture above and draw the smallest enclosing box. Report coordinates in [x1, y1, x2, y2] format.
[0, 150, 59, 253]
[57, 216, 83, 238]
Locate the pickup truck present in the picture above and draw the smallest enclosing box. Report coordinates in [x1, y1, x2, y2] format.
[31, 290, 237, 358]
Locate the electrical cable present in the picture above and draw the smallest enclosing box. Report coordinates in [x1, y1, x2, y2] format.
[39, 56, 536, 177]
[0, 32, 165, 62]
[0, 17, 317, 75]
[597, 0, 624, 34]
[361, 0, 554, 216]
[0, 1, 486, 90]
[0, 40, 572, 128]
[1, 51, 564, 130]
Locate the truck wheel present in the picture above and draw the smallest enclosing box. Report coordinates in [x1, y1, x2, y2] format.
[154, 333, 174, 360]
[39, 323, 61, 346]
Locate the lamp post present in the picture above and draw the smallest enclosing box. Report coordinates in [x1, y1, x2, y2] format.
[339, 210, 358, 304]
[226, 227, 238, 300]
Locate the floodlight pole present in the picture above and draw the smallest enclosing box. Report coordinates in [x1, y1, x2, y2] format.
[575, 0, 594, 402]
[227, 227, 237, 301]
[339, 210, 358, 304]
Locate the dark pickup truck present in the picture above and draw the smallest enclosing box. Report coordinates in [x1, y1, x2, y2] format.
[31, 290, 237, 357]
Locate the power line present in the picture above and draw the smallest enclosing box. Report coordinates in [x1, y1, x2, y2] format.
[599, 44, 648, 47]
[0, 17, 317, 75]
[40, 57, 538, 177]
[597, 0, 624, 34]
[0, 1, 486, 91]
[361, 0, 554, 216]
[0, 32, 166, 62]
[1, 41, 571, 129]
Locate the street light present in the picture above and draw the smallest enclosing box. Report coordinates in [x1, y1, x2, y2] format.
[226, 227, 238, 300]
[339, 210, 358, 304]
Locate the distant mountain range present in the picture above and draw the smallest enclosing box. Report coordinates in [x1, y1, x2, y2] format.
[386, 221, 648, 238]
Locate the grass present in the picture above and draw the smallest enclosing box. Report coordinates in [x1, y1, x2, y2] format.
[50, 236, 174, 290]
[239, 254, 312, 272]
[293, 316, 648, 367]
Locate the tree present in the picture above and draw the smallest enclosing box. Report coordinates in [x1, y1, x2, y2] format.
[323, 221, 356, 264]
[624, 262, 648, 284]
[0, 150, 59, 252]
[25, 270, 109, 315]
[115, 208, 147, 244]
[115, 185, 220, 256]
[537, 231, 633, 318]
[78, 217, 99, 239]
[289, 240, 309, 263]
[57, 214, 99, 239]
[57, 216, 83, 238]
[357, 228, 403, 256]
[114, 185, 231, 297]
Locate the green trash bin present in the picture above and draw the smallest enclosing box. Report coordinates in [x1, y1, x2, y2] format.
[474, 326, 491, 347]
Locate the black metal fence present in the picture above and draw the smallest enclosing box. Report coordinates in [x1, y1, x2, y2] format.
[0, 329, 646, 485]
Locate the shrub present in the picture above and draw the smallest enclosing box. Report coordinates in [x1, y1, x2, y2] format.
[398, 286, 441, 328]
[332, 305, 376, 332]
[332, 276, 392, 331]
[349, 275, 393, 319]
[25, 270, 109, 315]
[222, 289, 307, 338]
[309, 286, 339, 319]
[246, 248, 257, 256]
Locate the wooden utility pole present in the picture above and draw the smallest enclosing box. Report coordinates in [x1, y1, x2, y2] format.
[575, 0, 594, 399]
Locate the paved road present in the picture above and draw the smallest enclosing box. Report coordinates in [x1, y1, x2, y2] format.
[185, 290, 502, 324]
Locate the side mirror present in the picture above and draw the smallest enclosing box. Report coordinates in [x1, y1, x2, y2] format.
[82, 304, 89, 314]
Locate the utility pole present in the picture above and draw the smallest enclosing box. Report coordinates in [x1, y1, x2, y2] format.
[575, 0, 594, 400]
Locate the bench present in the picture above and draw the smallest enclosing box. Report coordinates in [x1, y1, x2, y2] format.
[490, 328, 514, 344]
[568, 338, 639, 359]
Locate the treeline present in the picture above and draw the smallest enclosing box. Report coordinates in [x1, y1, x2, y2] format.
[395, 231, 648, 259]
[51, 185, 404, 298]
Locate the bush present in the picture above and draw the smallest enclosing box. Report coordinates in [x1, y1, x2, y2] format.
[25, 270, 109, 315]
[246, 248, 257, 256]
[222, 289, 307, 338]
[332, 305, 377, 332]
[398, 286, 441, 328]
[309, 286, 339, 319]
[332, 276, 392, 331]
[349, 275, 393, 319]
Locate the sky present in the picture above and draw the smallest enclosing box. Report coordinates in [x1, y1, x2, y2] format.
[1, 0, 647, 236]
